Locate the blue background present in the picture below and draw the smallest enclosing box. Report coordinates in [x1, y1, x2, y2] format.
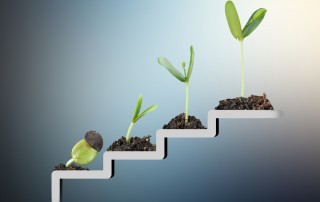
[1, 0, 319, 201]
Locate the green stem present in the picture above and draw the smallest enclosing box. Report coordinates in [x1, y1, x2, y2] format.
[126, 122, 135, 143]
[240, 40, 245, 97]
[66, 159, 74, 167]
[185, 82, 189, 123]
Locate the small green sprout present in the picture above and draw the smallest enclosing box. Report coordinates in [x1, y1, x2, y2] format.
[225, 0, 267, 97]
[66, 131, 103, 167]
[158, 46, 194, 123]
[126, 95, 157, 143]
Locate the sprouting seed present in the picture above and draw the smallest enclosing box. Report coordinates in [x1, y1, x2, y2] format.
[125, 95, 157, 143]
[66, 131, 103, 167]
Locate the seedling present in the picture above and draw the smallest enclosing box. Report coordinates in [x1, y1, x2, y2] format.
[126, 95, 157, 143]
[225, 0, 267, 97]
[158, 46, 194, 123]
[66, 131, 103, 167]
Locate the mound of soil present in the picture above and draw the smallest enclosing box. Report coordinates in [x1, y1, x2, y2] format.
[215, 93, 274, 110]
[54, 163, 89, 171]
[163, 113, 206, 129]
[107, 135, 156, 151]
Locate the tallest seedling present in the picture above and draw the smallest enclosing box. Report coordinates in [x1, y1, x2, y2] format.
[158, 46, 194, 124]
[225, 0, 267, 97]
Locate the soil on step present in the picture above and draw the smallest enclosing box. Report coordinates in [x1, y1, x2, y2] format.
[215, 93, 274, 110]
[54, 163, 89, 171]
[163, 113, 207, 129]
[107, 135, 156, 151]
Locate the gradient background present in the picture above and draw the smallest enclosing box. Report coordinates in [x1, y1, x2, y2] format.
[1, 0, 319, 201]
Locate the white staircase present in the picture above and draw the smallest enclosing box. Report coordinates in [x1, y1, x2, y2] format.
[51, 110, 281, 202]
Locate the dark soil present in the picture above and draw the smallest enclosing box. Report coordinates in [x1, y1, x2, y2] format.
[215, 93, 274, 110]
[54, 163, 89, 171]
[163, 113, 207, 129]
[107, 135, 156, 151]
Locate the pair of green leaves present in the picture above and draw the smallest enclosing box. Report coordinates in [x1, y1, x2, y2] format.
[132, 95, 157, 123]
[158, 46, 194, 83]
[225, 0, 267, 41]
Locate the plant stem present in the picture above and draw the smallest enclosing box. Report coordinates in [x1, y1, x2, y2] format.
[240, 40, 245, 97]
[66, 159, 74, 167]
[126, 122, 135, 143]
[185, 82, 189, 123]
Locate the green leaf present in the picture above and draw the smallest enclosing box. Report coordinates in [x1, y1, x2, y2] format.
[133, 104, 158, 123]
[186, 46, 194, 82]
[225, 0, 243, 41]
[242, 8, 267, 38]
[158, 57, 186, 82]
[71, 139, 98, 165]
[132, 95, 142, 122]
